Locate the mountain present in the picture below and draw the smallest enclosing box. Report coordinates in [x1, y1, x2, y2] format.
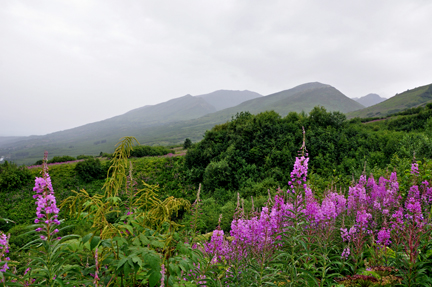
[197, 90, 262, 111]
[108, 94, 217, 126]
[0, 136, 27, 146]
[215, 82, 364, 116]
[352, 93, 386, 107]
[347, 83, 432, 119]
[0, 82, 364, 164]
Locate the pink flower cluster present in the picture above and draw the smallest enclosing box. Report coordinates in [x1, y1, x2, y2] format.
[0, 232, 10, 273]
[33, 152, 61, 240]
[201, 141, 432, 267]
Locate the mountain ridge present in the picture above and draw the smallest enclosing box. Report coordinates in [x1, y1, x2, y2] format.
[0, 82, 366, 164]
[352, 93, 386, 107]
[347, 83, 432, 118]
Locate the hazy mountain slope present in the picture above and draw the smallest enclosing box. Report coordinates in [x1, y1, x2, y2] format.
[0, 82, 364, 164]
[197, 90, 262, 111]
[352, 93, 386, 107]
[0, 136, 27, 146]
[206, 82, 364, 119]
[109, 94, 216, 125]
[347, 84, 432, 118]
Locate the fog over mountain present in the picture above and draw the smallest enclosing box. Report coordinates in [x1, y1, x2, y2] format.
[1, 1, 432, 136]
[1, 81, 367, 164]
[352, 94, 386, 107]
[197, 90, 262, 111]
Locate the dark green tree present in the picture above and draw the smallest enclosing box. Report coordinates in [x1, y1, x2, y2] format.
[183, 138, 192, 149]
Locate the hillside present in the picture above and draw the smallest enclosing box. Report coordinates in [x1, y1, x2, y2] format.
[352, 93, 386, 107]
[0, 82, 364, 164]
[347, 83, 432, 118]
[197, 90, 262, 111]
[200, 82, 364, 120]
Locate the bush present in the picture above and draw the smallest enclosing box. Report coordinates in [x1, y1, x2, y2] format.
[76, 155, 94, 160]
[183, 138, 192, 149]
[74, 158, 106, 182]
[130, 145, 172, 157]
[47, 155, 76, 164]
[0, 161, 32, 191]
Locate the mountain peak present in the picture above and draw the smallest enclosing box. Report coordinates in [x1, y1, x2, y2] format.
[197, 90, 262, 111]
[352, 93, 386, 107]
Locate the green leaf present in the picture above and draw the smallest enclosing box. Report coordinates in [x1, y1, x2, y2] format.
[131, 255, 143, 268]
[145, 253, 160, 271]
[132, 237, 141, 246]
[140, 234, 150, 245]
[148, 270, 161, 287]
[117, 257, 128, 270]
[82, 233, 93, 244]
[90, 236, 101, 250]
[123, 261, 131, 276]
[54, 277, 66, 287]
[150, 240, 165, 249]
[124, 224, 134, 235]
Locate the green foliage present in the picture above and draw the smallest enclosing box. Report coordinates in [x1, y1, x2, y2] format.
[184, 107, 422, 201]
[47, 155, 76, 164]
[0, 161, 32, 192]
[76, 154, 94, 160]
[130, 145, 172, 157]
[74, 158, 107, 182]
[183, 138, 192, 149]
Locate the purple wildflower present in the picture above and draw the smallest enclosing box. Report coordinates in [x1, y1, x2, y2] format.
[0, 232, 10, 273]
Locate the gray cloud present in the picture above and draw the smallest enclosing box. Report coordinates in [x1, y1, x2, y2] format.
[1, 0, 432, 135]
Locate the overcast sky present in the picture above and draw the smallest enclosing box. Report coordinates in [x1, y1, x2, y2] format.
[1, 0, 432, 136]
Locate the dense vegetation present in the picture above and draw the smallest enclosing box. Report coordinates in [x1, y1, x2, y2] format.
[130, 145, 173, 157]
[1, 105, 432, 286]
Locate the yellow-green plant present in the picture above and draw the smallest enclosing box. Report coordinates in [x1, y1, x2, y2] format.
[61, 136, 190, 239]
[60, 137, 195, 286]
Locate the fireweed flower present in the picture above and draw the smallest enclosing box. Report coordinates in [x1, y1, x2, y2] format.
[0, 232, 10, 273]
[341, 247, 350, 260]
[94, 248, 100, 286]
[376, 227, 391, 246]
[288, 127, 309, 194]
[33, 152, 61, 241]
[411, 162, 419, 175]
[160, 264, 166, 287]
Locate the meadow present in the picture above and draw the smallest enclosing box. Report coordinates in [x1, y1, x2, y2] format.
[1, 107, 432, 286]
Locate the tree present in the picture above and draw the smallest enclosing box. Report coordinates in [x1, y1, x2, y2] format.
[183, 138, 192, 149]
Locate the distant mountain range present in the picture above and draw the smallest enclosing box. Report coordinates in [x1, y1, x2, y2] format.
[347, 83, 432, 118]
[3, 81, 432, 164]
[352, 93, 386, 107]
[197, 90, 262, 111]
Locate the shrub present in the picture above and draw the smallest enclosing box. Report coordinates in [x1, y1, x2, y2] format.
[0, 161, 32, 191]
[183, 138, 192, 149]
[74, 158, 106, 182]
[76, 155, 94, 160]
[130, 145, 172, 157]
[47, 155, 76, 164]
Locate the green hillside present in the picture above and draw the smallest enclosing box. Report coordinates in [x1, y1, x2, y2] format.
[347, 83, 432, 118]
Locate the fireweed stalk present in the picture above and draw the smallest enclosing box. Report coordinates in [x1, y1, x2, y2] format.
[23, 151, 79, 286]
[0, 232, 10, 274]
[33, 151, 61, 241]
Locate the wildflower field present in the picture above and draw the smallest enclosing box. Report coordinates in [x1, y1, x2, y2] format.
[1, 107, 432, 286]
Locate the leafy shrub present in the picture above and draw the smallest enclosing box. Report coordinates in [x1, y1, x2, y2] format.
[74, 158, 106, 182]
[183, 138, 192, 149]
[47, 155, 76, 164]
[76, 155, 94, 160]
[0, 161, 32, 191]
[130, 145, 172, 157]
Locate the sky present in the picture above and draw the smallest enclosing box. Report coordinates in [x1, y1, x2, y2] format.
[1, 0, 432, 136]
